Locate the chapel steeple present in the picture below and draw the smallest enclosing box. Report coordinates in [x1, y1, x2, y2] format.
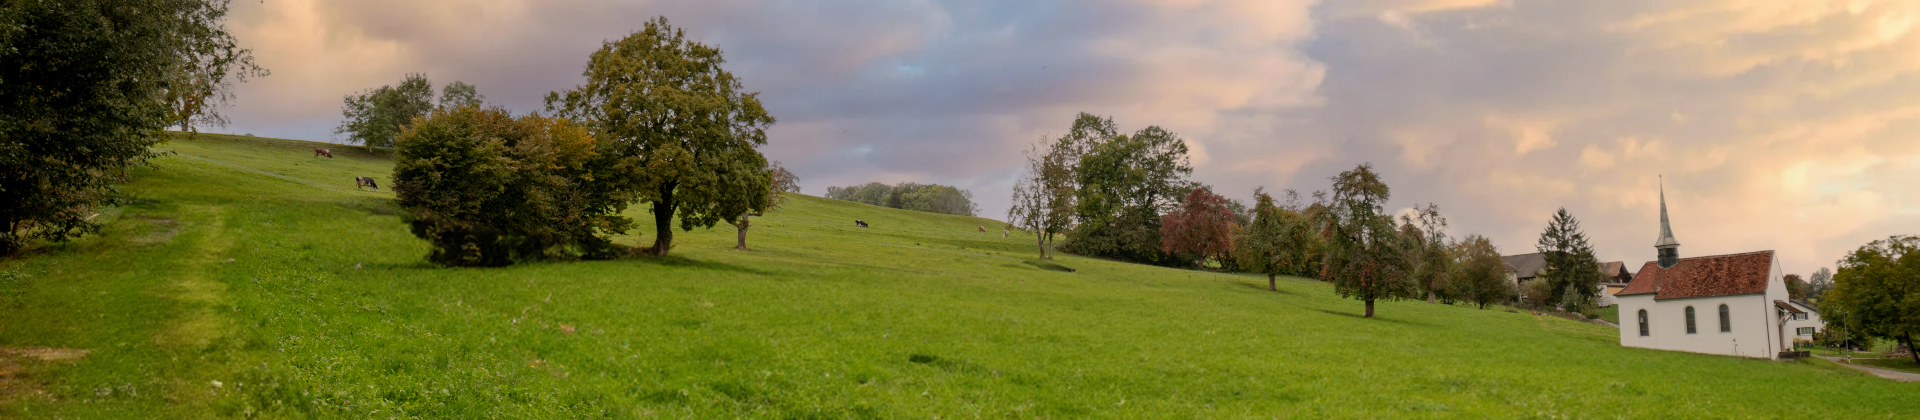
[1655, 177, 1681, 268]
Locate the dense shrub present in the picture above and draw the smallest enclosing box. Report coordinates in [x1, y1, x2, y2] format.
[392, 106, 630, 266]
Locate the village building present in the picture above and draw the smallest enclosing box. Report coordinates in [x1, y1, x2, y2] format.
[1782, 299, 1824, 344]
[1596, 261, 1633, 307]
[1615, 183, 1799, 359]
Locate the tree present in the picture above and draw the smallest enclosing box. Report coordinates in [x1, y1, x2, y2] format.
[1784, 274, 1807, 300]
[1064, 120, 1194, 265]
[1401, 204, 1453, 303]
[1807, 267, 1835, 301]
[1535, 208, 1604, 309]
[730, 161, 798, 250]
[828, 181, 978, 216]
[439, 80, 484, 108]
[1824, 235, 1920, 364]
[1449, 235, 1514, 309]
[547, 17, 775, 257]
[1, 0, 262, 256]
[1159, 186, 1237, 268]
[392, 105, 629, 266]
[1235, 188, 1285, 290]
[1316, 164, 1414, 318]
[336, 73, 438, 152]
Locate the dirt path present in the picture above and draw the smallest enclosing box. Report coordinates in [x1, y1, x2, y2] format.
[1817, 356, 1920, 382]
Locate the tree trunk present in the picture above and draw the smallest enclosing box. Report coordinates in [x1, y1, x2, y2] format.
[1365, 300, 1375, 318]
[650, 187, 675, 256]
[1428, 289, 1436, 304]
[1907, 333, 1919, 365]
[734, 214, 750, 250]
[1268, 274, 1276, 291]
[1035, 231, 1046, 259]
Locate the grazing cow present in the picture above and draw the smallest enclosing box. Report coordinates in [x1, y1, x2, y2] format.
[854, 220, 868, 228]
[355, 176, 379, 191]
[978, 225, 986, 233]
[314, 148, 333, 159]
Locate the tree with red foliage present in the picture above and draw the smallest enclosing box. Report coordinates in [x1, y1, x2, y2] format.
[1160, 186, 1238, 268]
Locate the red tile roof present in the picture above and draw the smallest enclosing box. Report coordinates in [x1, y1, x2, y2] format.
[1617, 251, 1774, 300]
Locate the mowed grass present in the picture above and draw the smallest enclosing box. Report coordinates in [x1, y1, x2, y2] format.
[0, 133, 1916, 418]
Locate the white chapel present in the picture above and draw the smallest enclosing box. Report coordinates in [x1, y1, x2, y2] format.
[1614, 183, 1800, 359]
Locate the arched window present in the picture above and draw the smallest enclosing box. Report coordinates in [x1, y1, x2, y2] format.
[1718, 304, 1731, 333]
[1637, 309, 1649, 337]
[1685, 306, 1697, 334]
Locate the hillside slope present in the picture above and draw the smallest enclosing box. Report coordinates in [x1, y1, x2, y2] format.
[0, 133, 1914, 418]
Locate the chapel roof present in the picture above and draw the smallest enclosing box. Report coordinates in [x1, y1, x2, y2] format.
[1617, 250, 1775, 300]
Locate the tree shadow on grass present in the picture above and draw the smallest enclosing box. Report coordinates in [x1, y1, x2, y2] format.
[1234, 281, 1301, 296]
[637, 254, 779, 276]
[1308, 308, 1436, 328]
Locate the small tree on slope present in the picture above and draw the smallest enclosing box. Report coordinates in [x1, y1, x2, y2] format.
[1160, 186, 1237, 269]
[1316, 164, 1414, 318]
[730, 161, 797, 250]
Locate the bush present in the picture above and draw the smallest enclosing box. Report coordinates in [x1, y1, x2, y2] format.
[392, 106, 630, 266]
[1521, 281, 1553, 310]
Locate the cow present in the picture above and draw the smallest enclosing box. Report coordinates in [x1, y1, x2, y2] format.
[978, 225, 986, 233]
[355, 176, 379, 191]
[854, 220, 868, 228]
[314, 148, 333, 159]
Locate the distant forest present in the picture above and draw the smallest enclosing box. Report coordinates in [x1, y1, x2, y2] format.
[825, 182, 979, 217]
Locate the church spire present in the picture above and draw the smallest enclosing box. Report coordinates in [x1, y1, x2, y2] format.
[1655, 176, 1680, 268]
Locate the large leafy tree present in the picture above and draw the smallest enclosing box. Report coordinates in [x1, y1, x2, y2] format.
[1535, 208, 1604, 310]
[1236, 188, 1286, 290]
[336, 73, 439, 152]
[1159, 186, 1236, 269]
[1, 0, 261, 255]
[1450, 234, 1515, 309]
[1824, 235, 1920, 364]
[729, 161, 797, 250]
[1064, 119, 1194, 265]
[1807, 267, 1835, 301]
[1401, 203, 1453, 303]
[392, 106, 628, 266]
[439, 80, 484, 108]
[548, 17, 775, 256]
[1316, 164, 1414, 318]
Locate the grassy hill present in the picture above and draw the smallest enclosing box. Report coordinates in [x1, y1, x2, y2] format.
[0, 133, 1915, 418]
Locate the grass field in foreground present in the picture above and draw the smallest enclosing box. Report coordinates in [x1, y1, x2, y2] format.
[0, 133, 1916, 418]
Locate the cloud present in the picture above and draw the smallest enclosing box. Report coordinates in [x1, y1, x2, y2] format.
[1298, 0, 1920, 273]
[210, 0, 1920, 273]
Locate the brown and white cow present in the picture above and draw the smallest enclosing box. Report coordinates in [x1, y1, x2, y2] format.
[314, 148, 333, 159]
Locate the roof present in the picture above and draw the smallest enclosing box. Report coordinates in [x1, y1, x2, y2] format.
[1502, 261, 1519, 273]
[1789, 299, 1820, 313]
[1656, 181, 1681, 248]
[1774, 300, 1806, 314]
[1502, 253, 1548, 279]
[1599, 261, 1629, 277]
[1617, 251, 1775, 300]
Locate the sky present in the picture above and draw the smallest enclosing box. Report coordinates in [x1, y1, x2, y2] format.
[215, 0, 1920, 275]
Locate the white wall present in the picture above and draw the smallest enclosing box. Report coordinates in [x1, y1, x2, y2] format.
[1618, 294, 1778, 358]
[1785, 302, 1824, 345]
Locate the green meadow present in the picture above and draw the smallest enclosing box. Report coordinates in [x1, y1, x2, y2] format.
[0, 133, 1915, 418]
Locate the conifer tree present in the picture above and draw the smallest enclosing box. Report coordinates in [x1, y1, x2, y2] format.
[1535, 208, 1604, 310]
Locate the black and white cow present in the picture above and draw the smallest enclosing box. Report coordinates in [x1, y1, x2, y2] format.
[854, 220, 868, 228]
[355, 176, 379, 191]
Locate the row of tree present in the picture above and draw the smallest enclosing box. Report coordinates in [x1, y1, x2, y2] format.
[1821, 236, 1920, 363]
[335, 74, 483, 152]
[0, 0, 264, 256]
[383, 17, 792, 265]
[824, 182, 979, 216]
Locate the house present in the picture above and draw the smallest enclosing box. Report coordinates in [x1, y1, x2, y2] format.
[1783, 299, 1824, 345]
[1615, 183, 1798, 359]
[1596, 262, 1633, 307]
[1501, 253, 1547, 285]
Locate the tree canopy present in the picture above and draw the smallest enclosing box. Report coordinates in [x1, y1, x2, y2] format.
[1062, 118, 1194, 265]
[826, 182, 980, 216]
[729, 161, 799, 250]
[1159, 186, 1237, 268]
[1824, 235, 1920, 364]
[547, 17, 775, 256]
[1316, 164, 1414, 318]
[1, 0, 262, 255]
[1450, 234, 1515, 309]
